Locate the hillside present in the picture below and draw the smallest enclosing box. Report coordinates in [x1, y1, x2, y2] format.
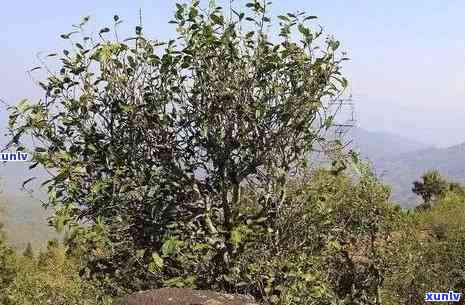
[347, 127, 433, 160]
[374, 143, 465, 207]
[348, 128, 465, 207]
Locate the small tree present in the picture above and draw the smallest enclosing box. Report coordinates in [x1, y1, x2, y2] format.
[448, 182, 465, 197]
[22, 242, 34, 258]
[7, 0, 349, 294]
[412, 170, 448, 204]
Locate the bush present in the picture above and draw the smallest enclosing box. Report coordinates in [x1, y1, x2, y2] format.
[7, 0, 350, 297]
[412, 170, 449, 204]
[220, 167, 398, 304]
[1, 241, 111, 305]
[382, 190, 465, 305]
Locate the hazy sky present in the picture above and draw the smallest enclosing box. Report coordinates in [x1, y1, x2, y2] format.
[1, 0, 464, 147]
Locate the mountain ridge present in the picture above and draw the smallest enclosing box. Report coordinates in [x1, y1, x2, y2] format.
[348, 128, 465, 207]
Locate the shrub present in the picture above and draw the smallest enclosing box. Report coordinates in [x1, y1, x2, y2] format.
[2, 241, 112, 305]
[7, 0, 350, 297]
[382, 191, 465, 305]
[221, 167, 398, 304]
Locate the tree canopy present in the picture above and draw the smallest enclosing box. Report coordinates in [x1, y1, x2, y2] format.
[7, 0, 350, 295]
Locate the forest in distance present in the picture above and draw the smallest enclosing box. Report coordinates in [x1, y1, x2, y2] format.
[1, 1, 465, 305]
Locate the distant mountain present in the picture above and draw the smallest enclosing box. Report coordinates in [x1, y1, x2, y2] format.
[374, 142, 465, 207]
[348, 128, 465, 208]
[386, 142, 465, 179]
[347, 127, 433, 161]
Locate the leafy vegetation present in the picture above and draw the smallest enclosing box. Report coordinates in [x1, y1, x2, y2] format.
[1, 1, 465, 305]
[0, 233, 111, 305]
[412, 170, 449, 206]
[367, 141, 465, 207]
[7, 0, 349, 296]
[382, 189, 465, 305]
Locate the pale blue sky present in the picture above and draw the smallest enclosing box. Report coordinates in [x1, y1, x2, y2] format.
[1, 0, 465, 147]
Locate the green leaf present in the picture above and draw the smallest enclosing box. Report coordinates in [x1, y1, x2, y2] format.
[324, 115, 334, 129]
[188, 7, 198, 20]
[176, 3, 184, 13]
[99, 27, 110, 34]
[148, 253, 164, 273]
[298, 24, 310, 36]
[30, 67, 42, 72]
[210, 14, 224, 25]
[60, 31, 78, 39]
[22, 177, 36, 189]
[231, 228, 243, 246]
[304, 16, 318, 21]
[29, 162, 39, 170]
[330, 40, 340, 50]
[162, 237, 183, 257]
[17, 99, 30, 113]
[163, 276, 186, 287]
[121, 105, 134, 113]
[81, 16, 90, 25]
[136, 249, 145, 258]
[192, 243, 210, 251]
[53, 215, 65, 233]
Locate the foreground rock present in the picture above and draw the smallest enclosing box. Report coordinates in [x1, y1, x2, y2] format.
[113, 288, 259, 305]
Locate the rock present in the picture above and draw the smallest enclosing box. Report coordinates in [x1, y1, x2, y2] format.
[113, 288, 259, 305]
